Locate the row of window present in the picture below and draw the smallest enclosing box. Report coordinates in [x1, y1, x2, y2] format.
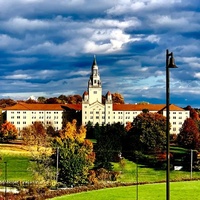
[10, 111, 60, 114]
[85, 111, 138, 115]
[11, 116, 60, 119]
[11, 121, 60, 125]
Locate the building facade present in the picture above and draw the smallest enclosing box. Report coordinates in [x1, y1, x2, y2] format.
[81, 57, 190, 134]
[3, 57, 190, 135]
[3, 104, 64, 136]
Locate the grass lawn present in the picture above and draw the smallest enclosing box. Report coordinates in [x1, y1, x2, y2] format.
[51, 180, 200, 200]
[112, 159, 200, 183]
[0, 143, 33, 181]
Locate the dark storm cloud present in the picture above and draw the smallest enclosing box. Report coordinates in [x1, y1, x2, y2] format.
[0, 0, 200, 107]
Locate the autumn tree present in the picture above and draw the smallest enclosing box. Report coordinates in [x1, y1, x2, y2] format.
[125, 122, 133, 132]
[184, 105, 199, 120]
[112, 93, 124, 104]
[0, 121, 18, 142]
[21, 122, 56, 188]
[0, 99, 16, 108]
[22, 121, 48, 148]
[177, 118, 200, 150]
[126, 112, 167, 154]
[52, 119, 95, 186]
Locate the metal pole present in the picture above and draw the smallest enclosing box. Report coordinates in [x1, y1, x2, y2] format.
[191, 149, 193, 179]
[4, 162, 7, 200]
[56, 147, 59, 184]
[136, 158, 138, 200]
[166, 49, 170, 200]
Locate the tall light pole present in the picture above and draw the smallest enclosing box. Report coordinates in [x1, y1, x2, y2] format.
[166, 49, 177, 200]
[4, 162, 7, 200]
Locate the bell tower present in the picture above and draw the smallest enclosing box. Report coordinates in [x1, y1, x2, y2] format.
[88, 56, 102, 104]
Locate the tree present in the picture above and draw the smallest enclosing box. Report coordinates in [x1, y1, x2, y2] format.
[177, 118, 200, 150]
[0, 121, 18, 142]
[37, 96, 46, 103]
[22, 121, 47, 148]
[94, 123, 126, 170]
[21, 122, 56, 188]
[127, 112, 167, 154]
[112, 93, 124, 104]
[184, 105, 199, 120]
[52, 119, 95, 186]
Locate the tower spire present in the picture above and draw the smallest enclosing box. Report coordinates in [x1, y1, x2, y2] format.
[92, 55, 97, 69]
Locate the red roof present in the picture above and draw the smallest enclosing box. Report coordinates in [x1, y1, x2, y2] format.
[3, 103, 185, 112]
[4, 103, 65, 111]
[113, 104, 185, 111]
[62, 104, 82, 111]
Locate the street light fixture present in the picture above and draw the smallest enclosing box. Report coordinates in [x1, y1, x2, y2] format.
[166, 49, 177, 200]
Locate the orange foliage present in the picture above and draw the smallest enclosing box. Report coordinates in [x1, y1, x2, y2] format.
[125, 122, 132, 131]
[112, 93, 124, 104]
[0, 121, 18, 140]
[59, 119, 86, 142]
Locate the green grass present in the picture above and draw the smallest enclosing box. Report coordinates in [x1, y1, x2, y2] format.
[51, 180, 200, 200]
[0, 154, 32, 181]
[0, 144, 33, 181]
[112, 159, 200, 183]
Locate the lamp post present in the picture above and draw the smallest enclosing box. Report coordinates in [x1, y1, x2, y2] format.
[166, 49, 177, 200]
[4, 162, 7, 200]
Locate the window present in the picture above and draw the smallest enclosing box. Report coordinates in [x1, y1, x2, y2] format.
[96, 116, 99, 119]
[96, 111, 99, 114]
[173, 116, 176, 119]
[85, 111, 87, 114]
[173, 128, 176, 131]
[90, 111, 93, 114]
[173, 122, 176, 124]
[93, 91, 97, 94]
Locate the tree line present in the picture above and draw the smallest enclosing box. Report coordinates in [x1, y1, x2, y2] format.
[0, 93, 125, 108]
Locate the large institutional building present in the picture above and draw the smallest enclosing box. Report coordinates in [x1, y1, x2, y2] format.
[3, 57, 189, 136]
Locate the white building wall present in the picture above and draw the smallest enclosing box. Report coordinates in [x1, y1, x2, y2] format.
[6, 109, 63, 135]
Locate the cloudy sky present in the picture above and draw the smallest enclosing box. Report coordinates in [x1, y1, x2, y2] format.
[0, 0, 200, 107]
